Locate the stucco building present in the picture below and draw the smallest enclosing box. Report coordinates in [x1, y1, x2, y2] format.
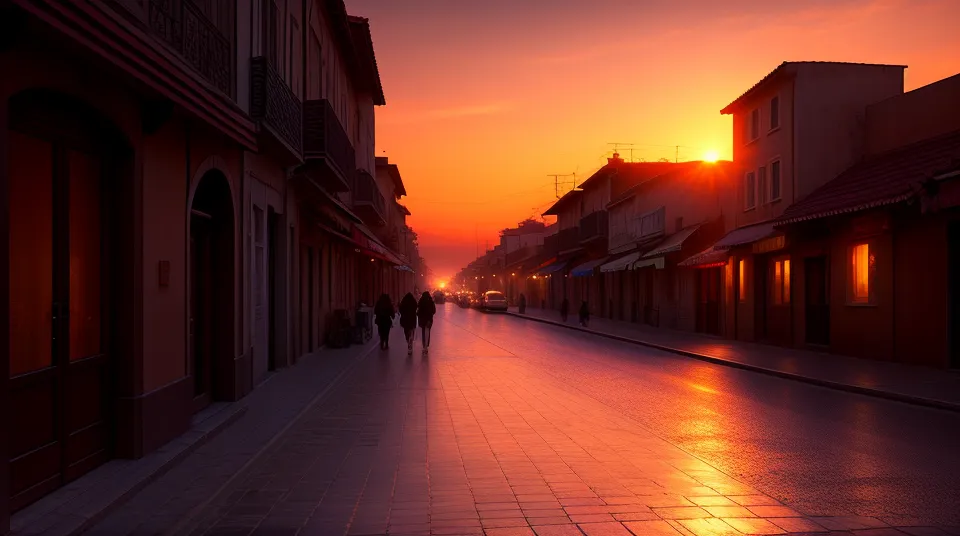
[0, 0, 415, 527]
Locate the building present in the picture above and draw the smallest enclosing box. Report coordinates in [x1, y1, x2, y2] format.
[0, 1, 416, 527]
[711, 61, 906, 344]
[771, 73, 960, 367]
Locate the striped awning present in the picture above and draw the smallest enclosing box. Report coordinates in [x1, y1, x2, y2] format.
[600, 251, 641, 273]
[571, 257, 609, 277]
[679, 246, 729, 268]
[643, 225, 701, 258]
[713, 222, 777, 249]
[633, 257, 665, 270]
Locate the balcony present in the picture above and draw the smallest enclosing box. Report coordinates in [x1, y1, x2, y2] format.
[304, 99, 356, 192]
[352, 170, 386, 226]
[558, 228, 581, 253]
[147, 0, 233, 96]
[579, 210, 609, 244]
[251, 56, 303, 163]
[506, 246, 536, 268]
[543, 235, 560, 258]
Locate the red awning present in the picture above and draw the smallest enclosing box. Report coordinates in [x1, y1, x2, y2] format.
[679, 246, 730, 268]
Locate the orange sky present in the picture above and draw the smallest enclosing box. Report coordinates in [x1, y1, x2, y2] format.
[346, 0, 960, 280]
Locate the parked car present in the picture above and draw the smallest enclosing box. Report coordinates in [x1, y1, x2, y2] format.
[480, 291, 508, 312]
[433, 290, 445, 304]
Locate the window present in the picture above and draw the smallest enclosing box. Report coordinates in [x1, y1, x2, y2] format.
[758, 166, 768, 205]
[639, 206, 665, 237]
[770, 160, 782, 201]
[770, 95, 780, 130]
[744, 171, 756, 210]
[849, 243, 875, 304]
[749, 108, 760, 141]
[264, 1, 282, 74]
[738, 259, 746, 302]
[773, 258, 791, 305]
[289, 17, 302, 98]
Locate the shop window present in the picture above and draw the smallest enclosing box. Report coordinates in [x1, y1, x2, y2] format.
[849, 243, 875, 304]
[773, 258, 791, 305]
[738, 259, 746, 302]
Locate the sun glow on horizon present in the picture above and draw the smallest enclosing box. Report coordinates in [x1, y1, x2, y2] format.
[703, 150, 720, 163]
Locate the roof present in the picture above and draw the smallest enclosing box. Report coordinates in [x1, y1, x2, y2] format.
[542, 189, 583, 216]
[714, 221, 778, 249]
[608, 161, 728, 207]
[376, 157, 406, 197]
[347, 16, 386, 106]
[720, 61, 906, 115]
[778, 129, 960, 225]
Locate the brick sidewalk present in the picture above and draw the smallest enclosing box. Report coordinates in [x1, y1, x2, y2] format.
[508, 307, 960, 412]
[166, 314, 955, 536]
[74, 341, 376, 536]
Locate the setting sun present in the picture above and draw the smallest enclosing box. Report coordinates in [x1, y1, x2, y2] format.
[704, 150, 720, 162]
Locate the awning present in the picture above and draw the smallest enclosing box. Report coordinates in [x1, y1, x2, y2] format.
[642, 225, 701, 258]
[600, 251, 641, 273]
[571, 257, 609, 277]
[679, 246, 730, 268]
[538, 260, 570, 275]
[633, 257, 665, 270]
[713, 222, 777, 250]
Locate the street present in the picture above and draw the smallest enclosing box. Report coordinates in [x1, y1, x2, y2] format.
[174, 304, 960, 535]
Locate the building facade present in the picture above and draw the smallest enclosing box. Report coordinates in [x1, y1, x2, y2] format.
[0, 0, 417, 527]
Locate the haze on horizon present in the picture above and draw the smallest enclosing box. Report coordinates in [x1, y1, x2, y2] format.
[346, 0, 960, 283]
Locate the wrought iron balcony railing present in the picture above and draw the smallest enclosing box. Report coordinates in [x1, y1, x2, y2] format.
[304, 99, 355, 191]
[558, 227, 581, 252]
[251, 56, 303, 159]
[579, 210, 609, 243]
[352, 170, 386, 225]
[147, 0, 233, 96]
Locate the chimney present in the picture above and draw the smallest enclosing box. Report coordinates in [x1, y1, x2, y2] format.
[608, 152, 623, 165]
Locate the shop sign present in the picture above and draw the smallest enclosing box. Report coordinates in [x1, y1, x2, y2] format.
[752, 235, 786, 254]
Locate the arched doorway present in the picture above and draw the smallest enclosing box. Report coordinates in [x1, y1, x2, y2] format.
[6, 89, 130, 510]
[189, 171, 235, 412]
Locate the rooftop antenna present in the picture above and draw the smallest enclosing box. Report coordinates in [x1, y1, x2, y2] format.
[608, 142, 635, 162]
[548, 173, 577, 198]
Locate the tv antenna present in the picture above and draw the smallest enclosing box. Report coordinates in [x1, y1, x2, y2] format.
[608, 142, 635, 162]
[548, 173, 577, 198]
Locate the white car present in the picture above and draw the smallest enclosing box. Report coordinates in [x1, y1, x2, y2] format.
[481, 291, 508, 312]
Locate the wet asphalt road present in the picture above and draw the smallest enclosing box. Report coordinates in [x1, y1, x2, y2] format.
[446, 305, 960, 526]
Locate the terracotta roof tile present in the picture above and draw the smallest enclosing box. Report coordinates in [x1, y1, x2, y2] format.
[778, 130, 960, 224]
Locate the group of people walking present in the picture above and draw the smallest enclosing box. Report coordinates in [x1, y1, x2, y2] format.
[373, 291, 437, 355]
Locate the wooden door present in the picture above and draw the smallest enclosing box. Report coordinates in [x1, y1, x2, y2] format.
[805, 256, 830, 346]
[755, 256, 769, 340]
[696, 268, 722, 335]
[948, 222, 960, 368]
[8, 131, 110, 510]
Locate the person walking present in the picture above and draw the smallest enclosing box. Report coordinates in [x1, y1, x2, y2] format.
[518, 293, 527, 314]
[374, 294, 395, 350]
[398, 292, 419, 356]
[417, 291, 437, 354]
[560, 297, 570, 322]
[579, 300, 590, 327]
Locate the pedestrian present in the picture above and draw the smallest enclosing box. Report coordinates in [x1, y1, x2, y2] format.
[579, 300, 590, 327]
[518, 293, 526, 314]
[560, 298, 570, 322]
[417, 291, 436, 354]
[398, 292, 419, 356]
[374, 294, 395, 350]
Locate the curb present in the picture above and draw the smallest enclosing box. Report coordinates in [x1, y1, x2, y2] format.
[507, 311, 960, 413]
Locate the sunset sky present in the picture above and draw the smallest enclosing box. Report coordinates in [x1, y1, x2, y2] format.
[346, 0, 960, 281]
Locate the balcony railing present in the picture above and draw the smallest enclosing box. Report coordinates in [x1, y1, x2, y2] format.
[352, 170, 386, 225]
[251, 56, 303, 159]
[304, 99, 355, 192]
[559, 228, 580, 252]
[579, 210, 609, 243]
[147, 0, 233, 96]
[543, 235, 559, 258]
